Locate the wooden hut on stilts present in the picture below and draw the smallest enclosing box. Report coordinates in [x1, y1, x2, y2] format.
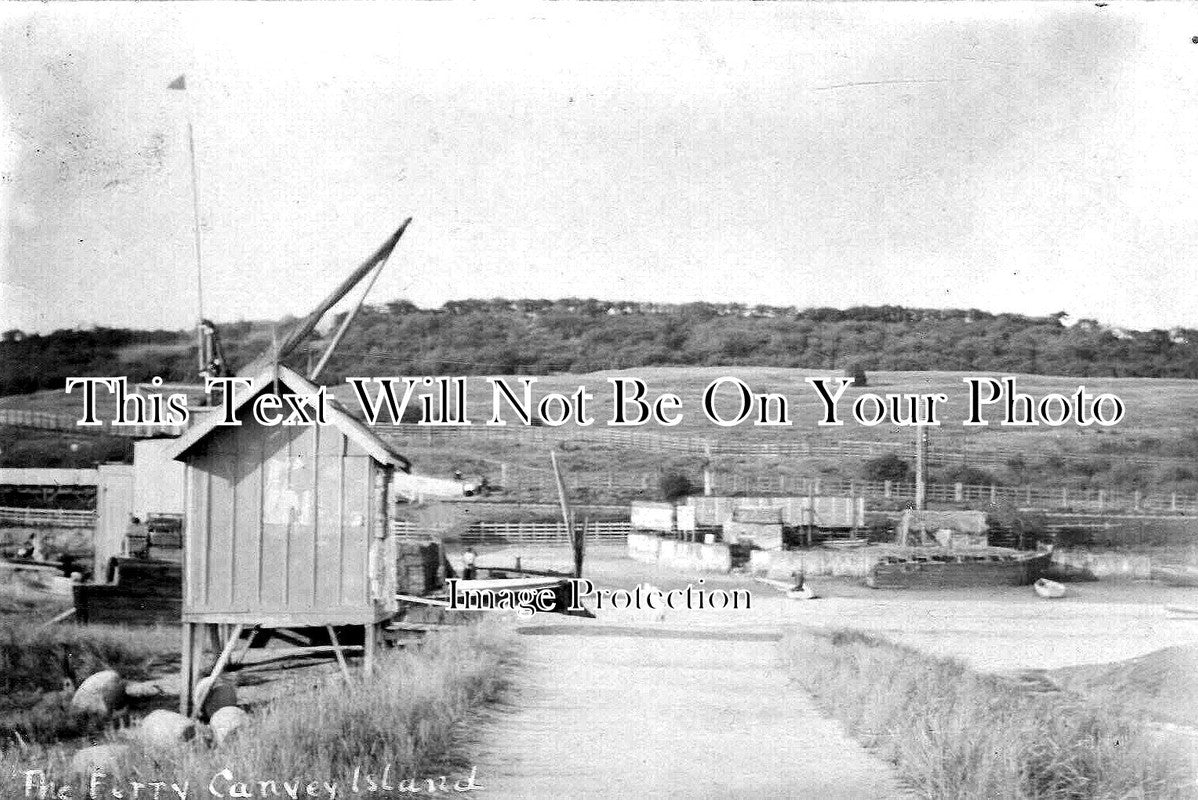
[166, 363, 409, 715]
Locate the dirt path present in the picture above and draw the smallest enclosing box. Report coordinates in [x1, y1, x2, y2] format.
[469, 622, 910, 799]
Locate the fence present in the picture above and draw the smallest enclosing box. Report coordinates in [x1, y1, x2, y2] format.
[392, 519, 631, 545]
[372, 423, 1192, 469]
[458, 463, 1198, 516]
[0, 505, 96, 528]
[703, 476, 1198, 515]
[0, 408, 184, 438]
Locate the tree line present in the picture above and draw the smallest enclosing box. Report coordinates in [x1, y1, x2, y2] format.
[1, 301, 1195, 397]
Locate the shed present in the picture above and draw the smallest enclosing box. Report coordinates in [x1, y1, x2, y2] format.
[166, 364, 409, 713]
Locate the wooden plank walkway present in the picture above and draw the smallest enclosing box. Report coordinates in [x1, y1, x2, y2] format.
[468, 622, 911, 799]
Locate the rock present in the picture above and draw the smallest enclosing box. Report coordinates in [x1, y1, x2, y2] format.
[70, 744, 130, 776]
[138, 710, 198, 746]
[208, 705, 249, 745]
[192, 676, 238, 721]
[70, 670, 125, 717]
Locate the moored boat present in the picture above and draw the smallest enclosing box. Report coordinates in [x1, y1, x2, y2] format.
[1152, 565, 1198, 588]
[866, 550, 1051, 589]
[1033, 577, 1067, 598]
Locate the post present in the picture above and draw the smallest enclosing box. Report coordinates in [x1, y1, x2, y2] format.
[180, 622, 194, 715]
[914, 425, 928, 511]
[364, 623, 377, 677]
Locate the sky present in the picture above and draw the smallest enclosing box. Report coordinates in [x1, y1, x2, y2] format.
[1, 2, 1196, 335]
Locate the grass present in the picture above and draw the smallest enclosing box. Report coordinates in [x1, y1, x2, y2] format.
[0, 620, 516, 796]
[0, 582, 69, 619]
[1044, 644, 1198, 729]
[781, 629, 1196, 800]
[0, 616, 177, 744]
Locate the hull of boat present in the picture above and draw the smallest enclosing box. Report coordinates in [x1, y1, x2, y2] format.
[1033, 578, 1067, 598]
[1152, 566, 1198, 588]
[867, 552, 1050, 589]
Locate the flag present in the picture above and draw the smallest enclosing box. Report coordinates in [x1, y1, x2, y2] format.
[167, 74, 186, 91]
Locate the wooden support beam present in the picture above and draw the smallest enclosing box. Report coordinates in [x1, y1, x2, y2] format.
[191, 623, 244, 719]
[229, 645, 366, 673]
[326, 624, 352, 684]
[38, 607, 75, 630]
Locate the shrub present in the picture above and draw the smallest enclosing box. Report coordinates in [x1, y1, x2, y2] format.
[940, 466, 1000, 486]
[862, 453, 910, 483]
[659, 471, 695, 501]
[844, 362, 868, 387]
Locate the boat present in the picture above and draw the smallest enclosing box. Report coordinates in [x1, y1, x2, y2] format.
[1033, 578, 1067, 598]
[866, 549, 1051, 589]
[1152, 565, 1198, 588]
[754, 576, 819, 600]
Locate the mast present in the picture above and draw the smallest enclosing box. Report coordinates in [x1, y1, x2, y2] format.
[188, 120, 205, 379]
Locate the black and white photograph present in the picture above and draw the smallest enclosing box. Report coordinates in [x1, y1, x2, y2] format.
[1, 2, 1197, 798]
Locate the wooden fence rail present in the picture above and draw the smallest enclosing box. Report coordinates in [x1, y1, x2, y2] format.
[392, 519, 631, 545]
[0, 505, 96, 528]
[0, 408, 184, 438]
[372, 423, 1194, 469]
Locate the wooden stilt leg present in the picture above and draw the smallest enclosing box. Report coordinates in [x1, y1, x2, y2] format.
[364, 623, 376, 678]
[180, 622, 194, 715]
[231, 625, 258, 668]
[207, 624, 222, 654]
[191, 623, 245, 719]
[192, 625, 207, 691]
[326, 625, 352, 684]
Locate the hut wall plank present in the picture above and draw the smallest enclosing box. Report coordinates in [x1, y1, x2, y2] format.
[340, 455, 369, 606]
[314, 430, 344, 609]
[185, 454, 212, 611]
[259, 429, 293, 611]
[286, 425, 318, 610]
[233, 420, 264, 610]
[206, 449, 236, 607]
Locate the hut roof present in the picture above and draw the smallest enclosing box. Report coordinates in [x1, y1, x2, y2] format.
[165, 363, 409, 471]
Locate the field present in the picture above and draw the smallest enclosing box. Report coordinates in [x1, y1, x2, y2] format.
[4, 369, 1197, 499]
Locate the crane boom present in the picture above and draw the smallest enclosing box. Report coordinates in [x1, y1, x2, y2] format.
[274, 217, 412, 361]
[237, 218, 412, 377]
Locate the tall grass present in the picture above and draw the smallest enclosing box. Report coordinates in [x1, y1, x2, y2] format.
[0, 620, 177, 697]
[782, 629, 1196, 800]
[0, 617, 177, 744]
[1, 620, 516, 796]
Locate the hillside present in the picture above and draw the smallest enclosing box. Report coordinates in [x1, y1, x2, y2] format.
[2, 301, 1197, 398]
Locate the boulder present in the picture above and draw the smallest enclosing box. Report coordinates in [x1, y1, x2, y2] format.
[192, 677, 238, 721]
[70, 670, 125, 717]
[138, 710, 198, 746]
[70, 744, 130, 776]
[208, 706, 249, 745]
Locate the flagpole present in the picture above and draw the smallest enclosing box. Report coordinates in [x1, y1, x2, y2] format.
[187, 118, 205, 378]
